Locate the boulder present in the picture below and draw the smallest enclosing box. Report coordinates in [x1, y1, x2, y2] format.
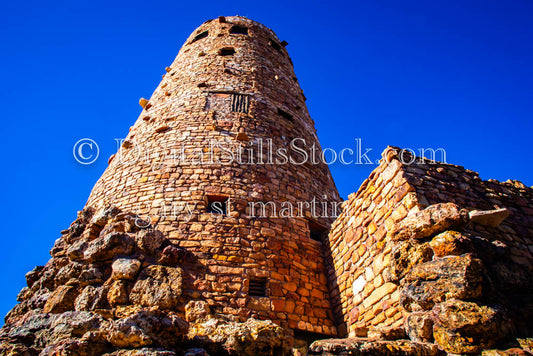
[308, 338, 444, 355]
[106, 310, 187, 349]
[136, 229, 167, 256]
[405, 311, 434, 342]
[389, 240, 433, 282]
[391, 203, 468, 241]
[43, 286, 78, 313]
[84, 232, 135, 262]
[429, 231, 473, 257]
[185, 300, 211, 322]
[367, 326, 406, 341]
[111, 258, 142, 280]
[75, 285, 109, 311]
[188, 317, 292, 356]
[469, 208, 510, 228]
[129, 265, 183, 309]
[401, 254, 484, 311]
[433, 300, 513, 354]
[107, 280, 130, 306]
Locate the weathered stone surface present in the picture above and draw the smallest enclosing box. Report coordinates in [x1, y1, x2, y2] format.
[84, 232, 135, 262]
[129, 265, 183, 309]
[105, 349, 177, 356]
[136, 229, 167, 256]
[405, 311, 433, 343]
[308, 338, 444, 355]
[390, 240, 433, 282]
[188, 317, 292, 356]
[469, 208, 510, 227]
[482, 349, 533, 356]
[429, 230, 473, 257]
[391, 203, 468, 241]
[157, 245, 186, 266]
[401, 254, 484, 311]
[43, 286, 78, 313]
[433, 300, 513, 354]
[75, 285, 109, 311]
[185, 300, 211, 322]
[107, 310, 187, 349]
[107, 280, 130, 306]
[111, 258, 141, 280]
[367, 326, 406, 341]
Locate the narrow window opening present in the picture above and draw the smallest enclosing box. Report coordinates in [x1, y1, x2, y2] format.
[230, 25, 249, 35]
[249, 277, 268, 297]
[192, 30, 208, 43]
[309, 220, 327, 242]
[277, 108, 293, 122]
[231, 94, 249, 113]
[218, 47, 235, 56]
[269, 39, 282, 53]
[206, 195, 229, 215]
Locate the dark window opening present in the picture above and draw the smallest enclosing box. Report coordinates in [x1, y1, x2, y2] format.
[219, 47, 235, 56]
[277, 108, 293, 121]
[309, 220, 327, 242]
[206, 195, 229, 215]
[230, 25, 249, 35]
[192, 31, 208, 43]
[249, 277, 267, 297]
[231, 94, 249, 113]
[269, 39, 282, 53]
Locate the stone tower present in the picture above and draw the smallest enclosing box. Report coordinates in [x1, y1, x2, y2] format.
[86, 16, 341, 335]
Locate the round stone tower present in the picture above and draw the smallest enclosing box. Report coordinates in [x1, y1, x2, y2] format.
[86, 16, 341, 335]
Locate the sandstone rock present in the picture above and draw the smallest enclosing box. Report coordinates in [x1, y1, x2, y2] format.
[390, 240, 433, 282]
[367, 326, 406, 341]
[308, 338, 444, 355]
[185, 300, 211, 322]
[112, 258, 141, 280]
[429, 230, 473, 257]
[129, 265, 183, 309]
[66, 239, 88, 261]
[107, 310, 187, 349]
[75, 285, 109, 311]
[107, 280, 130, 306]
[84, 232, 135, 262]
[157, 245, 186, 266]
[43, 286, 78, 313]
[405, 311, 433, 342]
[469, 208, 510, 228]
[391, 203, 468, 241]
[136, 229, 167, 256]
[104, 349, 177, 356]
[433, 300, 513, 354]
[188, 317, 292, 356]
[25, 266, 44, 288]
[401, 254, 484, 311]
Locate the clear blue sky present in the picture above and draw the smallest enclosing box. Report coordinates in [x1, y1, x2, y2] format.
[1, 0, 532, 321]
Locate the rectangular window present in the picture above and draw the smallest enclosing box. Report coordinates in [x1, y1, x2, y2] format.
[231, 94, 249, 113]
[206, 195, 229, 215]
[308, 220, 327, 242]
[249, 277, 267, 297]
[277, 108, 293, 121]
[191, 30, 208, 43]
[230, 25, 249, 35]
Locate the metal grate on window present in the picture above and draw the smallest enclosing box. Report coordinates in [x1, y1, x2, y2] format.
[249, 277, 267, 297]
[231, 94, 249, 113]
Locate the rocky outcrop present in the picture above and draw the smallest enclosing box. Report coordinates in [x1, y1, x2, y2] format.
[0, 207, 293, 355]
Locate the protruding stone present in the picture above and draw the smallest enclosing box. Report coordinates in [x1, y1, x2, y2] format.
[391, 203, 469, 241]
[139, 98, 149, 109]
[469, 208, 510, 227]
[429, 230, 473, 257]
[129, 265, 183, 309]
[112, 258, 141, 280]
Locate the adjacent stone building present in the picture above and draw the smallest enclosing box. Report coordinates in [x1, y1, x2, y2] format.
[0, 16, 532, 356]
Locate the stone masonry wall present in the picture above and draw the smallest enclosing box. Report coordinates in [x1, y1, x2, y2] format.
[83, 16, 341, 335]
[325, 148, 418, 337]
[324, 146, 533, 354]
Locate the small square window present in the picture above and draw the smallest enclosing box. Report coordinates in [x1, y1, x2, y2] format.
[218, 47, 235, 56]
[192, 30, 208, 43]
[249, 277, 267, 297]
[308, 220, 327, 242]
[230, 25, 248, 35]
[206, 195, 229, 215]
[269, 39, 282, 53]
[277, 108, 293, 122]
